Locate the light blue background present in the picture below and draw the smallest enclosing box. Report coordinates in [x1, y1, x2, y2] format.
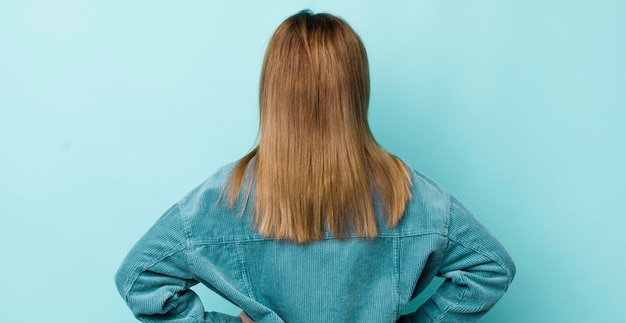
[1, 1, 624, 322]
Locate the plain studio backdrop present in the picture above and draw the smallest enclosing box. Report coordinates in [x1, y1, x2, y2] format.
[1, 1, 624, 322]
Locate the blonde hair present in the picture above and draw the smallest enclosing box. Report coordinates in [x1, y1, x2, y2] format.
[220, 10, 412, 243]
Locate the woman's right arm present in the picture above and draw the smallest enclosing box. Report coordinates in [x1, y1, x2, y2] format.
[399, 193, 516, 322]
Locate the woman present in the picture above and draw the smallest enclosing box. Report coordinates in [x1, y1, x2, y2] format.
[115, 10, 515, 322]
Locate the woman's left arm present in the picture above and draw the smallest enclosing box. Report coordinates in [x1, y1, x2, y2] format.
[114, 203, 241, 322]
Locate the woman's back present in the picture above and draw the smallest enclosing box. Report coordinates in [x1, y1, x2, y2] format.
[115, 160, 515, 322]
[115, 10, 515, 322]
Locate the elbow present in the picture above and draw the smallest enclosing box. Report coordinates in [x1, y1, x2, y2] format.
[114, 261, 131, 301]
[501, 252, 516, 292]
[508, 258, 516, 285]
[481, 257, 516, 309]
[482, 253, 517, 300]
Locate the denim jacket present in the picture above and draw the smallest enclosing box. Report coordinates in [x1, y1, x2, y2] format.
[114, 161, 516, 322]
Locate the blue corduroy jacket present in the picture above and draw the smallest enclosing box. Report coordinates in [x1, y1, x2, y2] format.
[115, 160, 516, 322]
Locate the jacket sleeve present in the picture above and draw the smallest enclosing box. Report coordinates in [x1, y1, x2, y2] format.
[399, 193, 516, 323]
[114, 203, 241, 323]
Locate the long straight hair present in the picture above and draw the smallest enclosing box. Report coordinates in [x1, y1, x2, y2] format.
[219, 10, 413, 243]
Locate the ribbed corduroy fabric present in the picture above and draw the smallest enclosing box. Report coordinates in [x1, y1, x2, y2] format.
[115, 160, 516, 322]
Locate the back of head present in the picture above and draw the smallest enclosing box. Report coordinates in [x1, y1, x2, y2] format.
[221, 10, 412, 243]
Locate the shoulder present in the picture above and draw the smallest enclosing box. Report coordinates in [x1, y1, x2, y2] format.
[178, 162, 236, 209]
[384, 161, 451, 237]
[405, 163, 450, 205]
[175, 160, 258, 242]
